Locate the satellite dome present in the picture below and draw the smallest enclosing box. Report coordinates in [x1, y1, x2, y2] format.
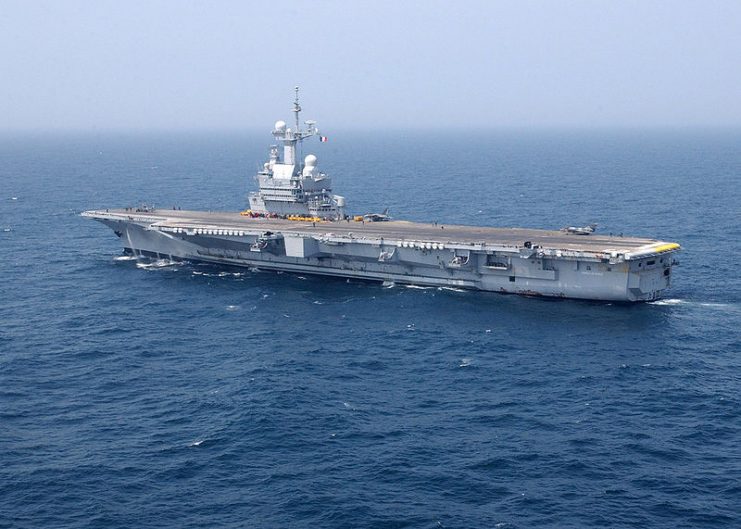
[304, 154, 317, 166]
[274, 120, 286, 132]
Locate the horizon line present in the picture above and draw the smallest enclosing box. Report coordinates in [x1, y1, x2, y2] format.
[2, 124, 741, 135]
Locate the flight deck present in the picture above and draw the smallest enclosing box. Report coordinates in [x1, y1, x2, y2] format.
[92, 208, 669, 256]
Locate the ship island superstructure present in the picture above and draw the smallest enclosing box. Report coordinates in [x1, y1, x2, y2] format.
[83, 89, 681, 302]
[247, 88, 345, 219]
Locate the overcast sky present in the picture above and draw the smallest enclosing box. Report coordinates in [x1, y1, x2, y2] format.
[2, 0, 740, 131]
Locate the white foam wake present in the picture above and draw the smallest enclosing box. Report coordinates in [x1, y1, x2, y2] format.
[649, 298, 736, 310]
[136, 259, 178, 269]
[649, 298, 686, 306]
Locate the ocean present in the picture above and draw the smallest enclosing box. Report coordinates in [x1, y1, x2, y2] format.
[1, 129, 740, 528]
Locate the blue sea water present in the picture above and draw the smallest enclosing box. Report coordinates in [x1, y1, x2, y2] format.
[1, 129, 740, 528]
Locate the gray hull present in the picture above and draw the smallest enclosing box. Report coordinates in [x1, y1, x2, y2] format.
[84, 209, 679, 302]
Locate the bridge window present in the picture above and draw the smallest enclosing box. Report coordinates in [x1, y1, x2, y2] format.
[509, 276, 515, 282]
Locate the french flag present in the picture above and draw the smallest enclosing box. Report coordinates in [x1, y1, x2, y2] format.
[319, 136, 328, 143]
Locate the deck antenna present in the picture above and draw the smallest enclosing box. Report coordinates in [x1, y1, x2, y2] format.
[293, 86, 301, 134]
[293, 86, 303, 163]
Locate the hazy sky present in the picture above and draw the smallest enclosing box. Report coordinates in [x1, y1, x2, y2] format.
[2, 0, 740, 130]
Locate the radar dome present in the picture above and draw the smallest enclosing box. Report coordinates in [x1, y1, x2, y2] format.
[304, 154, 317, 166]
[274, 120, 286, 132]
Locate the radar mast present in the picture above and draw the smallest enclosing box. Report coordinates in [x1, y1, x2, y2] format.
[293, 86, 302, 133]
[273, 86, 316, 167]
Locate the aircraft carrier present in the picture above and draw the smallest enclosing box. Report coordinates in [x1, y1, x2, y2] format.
[83, 89, 680, 302]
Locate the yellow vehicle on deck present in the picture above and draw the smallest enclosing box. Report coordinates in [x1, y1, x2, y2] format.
[287, 215, 323, 222]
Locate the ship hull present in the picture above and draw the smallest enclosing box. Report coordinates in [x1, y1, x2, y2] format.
[85, 210, 679, 302]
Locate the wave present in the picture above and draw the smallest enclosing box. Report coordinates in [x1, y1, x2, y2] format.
[649, 298, 686, 306]
[113, 255, 138, 261]
[650, 298, 736, 310]
[136, 259, 179, 270]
